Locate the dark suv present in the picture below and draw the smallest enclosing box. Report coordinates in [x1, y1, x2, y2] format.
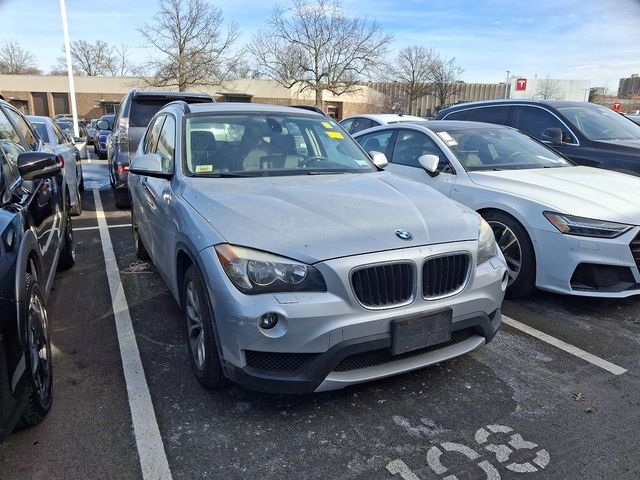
[0, 100, 75, 440]
[435, 100, 640, 175]
[108, 90, 214, 208]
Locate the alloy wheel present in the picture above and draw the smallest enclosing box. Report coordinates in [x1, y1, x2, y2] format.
[27, 291, 52, 406]
[488, 220, 522, 285]
[185, 281, 206, 371]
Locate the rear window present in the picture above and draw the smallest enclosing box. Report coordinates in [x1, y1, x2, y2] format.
[32, 122, 50, 143]
[130, 97, 212, 128]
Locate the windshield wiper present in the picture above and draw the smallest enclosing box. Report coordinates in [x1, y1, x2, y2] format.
[305, 170, 349, 175]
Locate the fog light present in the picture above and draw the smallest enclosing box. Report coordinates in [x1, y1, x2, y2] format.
[259, 312, 279, 329]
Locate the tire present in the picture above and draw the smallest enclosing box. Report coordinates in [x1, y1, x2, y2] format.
[182, 265, 225, 389]
[131, 209, 149, 261]
[70, 190, 82, 216]
[482, 210, 536, 299]
[78, 170, 84, 192]
[115, 188, 131, 209]
[16, 274, 53, 429]
[58, 213, 76, 271]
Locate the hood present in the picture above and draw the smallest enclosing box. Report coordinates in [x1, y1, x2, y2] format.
[181, 172, 479, 263]
[469, 166, 640, 224]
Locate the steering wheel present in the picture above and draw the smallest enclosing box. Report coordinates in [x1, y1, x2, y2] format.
[298, 156, 327, 168]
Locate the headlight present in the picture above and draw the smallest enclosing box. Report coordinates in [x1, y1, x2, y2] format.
[477, 218, 497, 264]
[215, 244, 326, 294]
[543, 212, 632, 238]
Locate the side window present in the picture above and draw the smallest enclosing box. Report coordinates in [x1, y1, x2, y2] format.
[52, 123, 66, 145]
[351, 118, 373, 134]
[6, 108, 37, 150]
[444, 110, 467, 120]
[144, 116, 165, 153]
[155, 116, 176, 173]
[357, 130, 395, 157]
[510, 106, 575, 143]
[465, 106, 510, 125]
[391, 130, 449, 170]
[340, 118, 354, 133]
[0, 109, 25, 187]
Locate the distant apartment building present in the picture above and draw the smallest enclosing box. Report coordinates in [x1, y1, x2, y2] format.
[618, 74, 640, 98]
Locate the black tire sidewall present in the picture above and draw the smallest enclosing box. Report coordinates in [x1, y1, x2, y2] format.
[131, 209, 149, 261]
[182, 265, 224, 388]
[482, 210, 536, 298]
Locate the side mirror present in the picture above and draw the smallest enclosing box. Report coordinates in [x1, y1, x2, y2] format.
[18, 152, 62, 181]
[96, 120, 110, 130]
[541, 127, 563, 145]
[418, 154, 440, 176]
[129, 153, 172, 179]
[369, 151, 388, 169]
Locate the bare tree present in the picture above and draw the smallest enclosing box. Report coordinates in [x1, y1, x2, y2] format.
[138, 0, 240, 91]
[55, 40, 116, 76]
[535, 77, 562, 100]
[428, 55, 464, 108]
[249, 0, 393, 107]
[392, 46, 437, 114]
[108, 44, 134, 76]
[0, 39, 41, 74]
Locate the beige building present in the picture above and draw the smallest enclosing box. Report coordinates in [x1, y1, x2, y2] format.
[0, 75, 386, 120]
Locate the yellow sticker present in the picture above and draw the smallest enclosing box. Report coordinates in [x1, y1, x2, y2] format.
[322, 121, 333, 129]
[195, 165, 213, 173]
[326, 131, 344, 139]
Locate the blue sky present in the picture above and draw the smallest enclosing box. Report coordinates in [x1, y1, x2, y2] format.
[1, 0, 639, 90]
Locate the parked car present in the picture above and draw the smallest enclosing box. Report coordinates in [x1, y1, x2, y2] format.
[339, 114, 424, 135]
[108, 90, 214, 209]
[434, 100, 640, 175]
[628, 115, 640, 126]
[86, 119, 97, 144]
[27, 116, 84, 215]
[94, 114, 115, 159]
[0, 100, 76, 441]
[128, 102, 507, 393]
[355, 120, 640, 298]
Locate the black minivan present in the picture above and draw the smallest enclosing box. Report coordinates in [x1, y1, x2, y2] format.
[435, 100, 640, 175]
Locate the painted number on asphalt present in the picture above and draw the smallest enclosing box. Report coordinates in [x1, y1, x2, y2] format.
[386, 424, 549, 480]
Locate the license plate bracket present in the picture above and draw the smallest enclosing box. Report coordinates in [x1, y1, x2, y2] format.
[391, 309, 453, 355]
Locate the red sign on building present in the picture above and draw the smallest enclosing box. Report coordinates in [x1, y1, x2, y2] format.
[516, 78, 527, 91]
[612, 103, 621, 112]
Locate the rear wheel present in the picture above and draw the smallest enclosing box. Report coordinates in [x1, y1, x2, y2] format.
[70, 189, 82, 216]
[58, 212, 76, 271]
[482, 210, 536, 298]
[17, 274, 53, 429]
[182, 265, 225, 389]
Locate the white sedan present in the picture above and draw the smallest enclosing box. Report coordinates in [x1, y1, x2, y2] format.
[354, 120, 640, 298]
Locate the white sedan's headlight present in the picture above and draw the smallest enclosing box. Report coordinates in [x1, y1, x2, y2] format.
[543, 212, 632, 238]
[215, 244, 326, 294]
[477, 218, 497, 264]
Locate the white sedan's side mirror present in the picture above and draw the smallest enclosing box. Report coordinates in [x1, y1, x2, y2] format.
[419, 154, 440, 176]
[369, 151, 389, 169]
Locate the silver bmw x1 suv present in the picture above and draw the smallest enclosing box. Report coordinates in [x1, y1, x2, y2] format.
[128, 102, 508, 393]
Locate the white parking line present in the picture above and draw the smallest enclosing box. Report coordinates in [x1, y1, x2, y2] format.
[93, 189, 173, 480]
[75, 223, 131, 232]
[502, 315, 627, 375]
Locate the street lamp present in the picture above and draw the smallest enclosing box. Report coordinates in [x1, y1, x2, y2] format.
[59, 0, 79, 137]
[504, 70, 511, 99]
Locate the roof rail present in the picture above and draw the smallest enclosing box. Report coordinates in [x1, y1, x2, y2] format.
[163, 100, 191, 113]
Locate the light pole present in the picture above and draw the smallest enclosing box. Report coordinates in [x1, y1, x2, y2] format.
[59, 0, 79, 138]
[504, 70, 511, 99]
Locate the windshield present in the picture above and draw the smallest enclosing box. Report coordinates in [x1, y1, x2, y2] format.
[558, 105, 640, 141]
[55, 120, 73, 132]
[99, 116, 115, 130]
[32, 122, 50, 143]
[185, 113, 376, 177]
[440, 127, 572, 171]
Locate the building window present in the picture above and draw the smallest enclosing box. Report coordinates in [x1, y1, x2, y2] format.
[104, 103, 120, 115]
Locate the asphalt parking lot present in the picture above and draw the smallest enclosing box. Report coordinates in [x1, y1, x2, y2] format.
[1, 154, 639, 480]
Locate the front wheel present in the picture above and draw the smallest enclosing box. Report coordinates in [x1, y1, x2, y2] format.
[17, 274, 53, 429]
[131, 209, 149, 261]
[482, 210, 536, 298]
[182, 265, 225, 389]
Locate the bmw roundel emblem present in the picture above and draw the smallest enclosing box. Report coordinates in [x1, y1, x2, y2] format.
[395, 229, 413, 240]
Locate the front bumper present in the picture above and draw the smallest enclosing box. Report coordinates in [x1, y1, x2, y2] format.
[197, 241, 507, 393]
[532, 226, 640, 297]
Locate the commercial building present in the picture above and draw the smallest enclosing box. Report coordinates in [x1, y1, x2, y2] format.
[618, 74, 640, 98]
[507, 77, 591, 102]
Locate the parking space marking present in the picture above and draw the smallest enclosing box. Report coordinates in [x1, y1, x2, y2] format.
[502, 315, 627, 375]
[74, 223, 132, 232]
[93, 189, 173, 480]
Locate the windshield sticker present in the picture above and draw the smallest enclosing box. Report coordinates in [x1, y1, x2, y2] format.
[436, 131, 458, 146]
[326, 131, 344, 139]
[195, 164, 213, 173]
[322, 121, 333, 129]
